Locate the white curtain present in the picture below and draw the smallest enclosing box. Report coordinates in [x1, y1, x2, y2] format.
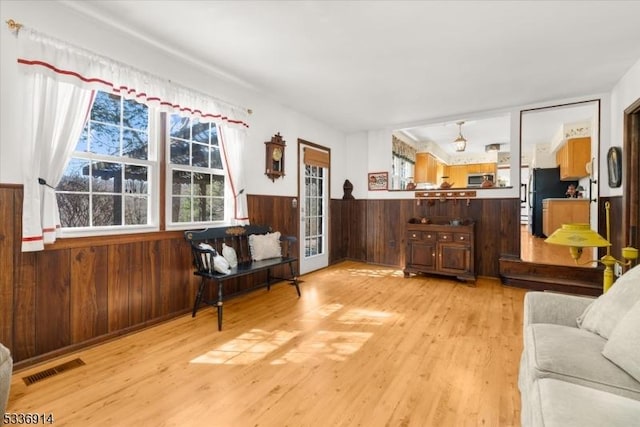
[21, 74, 94, 252]
[17, 28, 249, 130]
[17, 28, 250, 249]
[220, 126, 249, 225]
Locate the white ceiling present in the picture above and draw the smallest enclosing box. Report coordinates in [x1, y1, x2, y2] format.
[64, 0, 640, 134]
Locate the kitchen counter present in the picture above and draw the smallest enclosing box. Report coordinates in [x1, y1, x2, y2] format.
[542, 198, 590, 237]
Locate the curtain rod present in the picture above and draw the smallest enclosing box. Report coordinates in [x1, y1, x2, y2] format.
[4, 18, 253, 115]
[6, 19, 23, 34]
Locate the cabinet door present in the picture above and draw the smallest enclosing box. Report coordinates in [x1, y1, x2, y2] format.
[558, 137, 590, 180]
[447, 165, 467, 189]
[414, 153, 429, 183]
[438, 243, 470, 274]
[408, 241, 436, 270]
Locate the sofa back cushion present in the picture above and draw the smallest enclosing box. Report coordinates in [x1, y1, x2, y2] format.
[603, 299, 640, 383]
[577, 263, 640, 339]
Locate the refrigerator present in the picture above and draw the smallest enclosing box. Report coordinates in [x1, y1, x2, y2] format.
[528, 167, 577, 237]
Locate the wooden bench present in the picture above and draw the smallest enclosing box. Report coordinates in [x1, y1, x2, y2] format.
[184, 225, 300, 330]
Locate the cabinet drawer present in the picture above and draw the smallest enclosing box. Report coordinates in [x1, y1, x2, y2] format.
[408, 231, 436, 241]
[454, 232, 470, 242]
[437, 232, 453, 242]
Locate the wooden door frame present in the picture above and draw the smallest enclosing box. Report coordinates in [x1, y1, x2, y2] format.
[623, 98, 640, 248]
[297, 138, 331, 273]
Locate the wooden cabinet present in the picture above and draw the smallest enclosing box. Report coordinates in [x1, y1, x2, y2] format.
[466, 162, 497, 175]
[443, 163, 497, 188]
[415, 153, 439, 184]
[446, 165, 467, 189]
[404, 221, 476, 282]
[542, 199, 590, 237]
[556, 137, 591, 180]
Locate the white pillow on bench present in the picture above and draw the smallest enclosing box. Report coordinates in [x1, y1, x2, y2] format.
[249, 231, 282, 261]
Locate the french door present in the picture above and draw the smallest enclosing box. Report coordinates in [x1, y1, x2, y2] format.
[298, 142, 330, 275]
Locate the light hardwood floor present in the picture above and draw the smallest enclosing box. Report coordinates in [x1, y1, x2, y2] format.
[7, 261, 527, 427]
[520, 224, 580, 266]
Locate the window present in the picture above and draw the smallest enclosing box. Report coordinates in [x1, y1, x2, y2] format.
[167, 114, 225, 225]
[392, 153, 415, 190]
[57, 91, 153, 231]
[56, 91, 229, 234]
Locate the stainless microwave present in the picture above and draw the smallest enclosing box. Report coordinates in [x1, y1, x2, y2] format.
[467, 173, 494, 187]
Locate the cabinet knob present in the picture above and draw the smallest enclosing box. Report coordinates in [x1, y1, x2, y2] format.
[412, 233, 417, 238]
[443, 235, 447, 239]
[427, 234, 432, 238]
[459, 236, 465, 240]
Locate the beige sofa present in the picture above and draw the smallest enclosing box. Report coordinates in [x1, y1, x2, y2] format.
[519, 264, 640, 427]
[0, 343, 12, 421]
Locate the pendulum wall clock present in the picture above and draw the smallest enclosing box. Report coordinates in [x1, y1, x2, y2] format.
[265, 132, 286, 181]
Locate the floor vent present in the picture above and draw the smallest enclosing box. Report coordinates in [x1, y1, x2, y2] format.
[23, 358, 86, 386]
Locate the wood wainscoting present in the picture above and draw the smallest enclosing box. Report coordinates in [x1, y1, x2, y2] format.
[0, 187, 299, 367]
[1, 182, 615, 367]
[331, 197, 521, 277]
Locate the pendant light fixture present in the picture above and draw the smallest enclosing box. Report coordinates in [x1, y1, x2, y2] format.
[454, 121, 467, 152]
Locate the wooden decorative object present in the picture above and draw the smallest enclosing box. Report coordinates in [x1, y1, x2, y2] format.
[265, 132, 286, 182]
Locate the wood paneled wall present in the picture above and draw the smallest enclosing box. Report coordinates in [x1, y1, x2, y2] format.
[0, 187, 300, 367]
[3, 184, 616, 366]
[331, 197, 521, 277]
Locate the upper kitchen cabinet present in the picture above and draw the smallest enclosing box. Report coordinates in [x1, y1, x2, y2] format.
[556, 137, 591, 181]
[414, 152, 441, 184]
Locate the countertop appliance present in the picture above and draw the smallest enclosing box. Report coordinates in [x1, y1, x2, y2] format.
[528, 167, 577, 237]
[467, 173, 494, 188]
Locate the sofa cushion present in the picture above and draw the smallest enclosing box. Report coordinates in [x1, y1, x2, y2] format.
[577, 263, 640, 339]
[525, 323, 640, 399]
[537, 378, 640, 427]
[603, 299, 640, 383]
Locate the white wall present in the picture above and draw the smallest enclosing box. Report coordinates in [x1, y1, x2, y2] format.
[606, 57, 640, 198]
[0, 1, 347, 198]
[2, 1, 639, 202]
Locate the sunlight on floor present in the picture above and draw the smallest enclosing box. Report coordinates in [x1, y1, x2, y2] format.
[191, 304, 397, 365]
[297, 303, 344, 322]
[271, 330, 373, 364]
[190, 329, 300, 365]
[337, 308, 393, 325]
[346, 267, 405, 278]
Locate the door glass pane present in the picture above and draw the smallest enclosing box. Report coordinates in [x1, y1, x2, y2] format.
[304, 165, 326, 258]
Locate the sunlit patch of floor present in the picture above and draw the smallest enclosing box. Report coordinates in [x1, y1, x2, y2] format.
[297, 303, 344, 322]
[271, 330, 373, 364]
[337, 308, 394, 325]
[190, 329, 300, 365]
[346, 267, 405, 278]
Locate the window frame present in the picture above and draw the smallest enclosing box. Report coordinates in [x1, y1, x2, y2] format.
[56, 91, 232, 238]
[164, 113, 229, 230]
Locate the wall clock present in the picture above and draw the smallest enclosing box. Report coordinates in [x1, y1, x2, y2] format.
[265, 132, 286, 181]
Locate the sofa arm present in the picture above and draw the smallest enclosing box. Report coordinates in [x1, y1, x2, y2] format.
[523, 291, 595, 328]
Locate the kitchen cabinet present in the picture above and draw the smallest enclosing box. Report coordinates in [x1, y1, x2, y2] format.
[404, 221, 475, 282]
[415, 153, 439, 184]
[542, 198, 590, 237]
[556, 137, 591, 180]
[444, 163, 497, 188]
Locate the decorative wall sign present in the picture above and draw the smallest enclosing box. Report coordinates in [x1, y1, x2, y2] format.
[368, 172, 388, 191]
[607, 146, 622, 188]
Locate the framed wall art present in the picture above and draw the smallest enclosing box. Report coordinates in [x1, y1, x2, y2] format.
[368, 172, 388, 191]
[607, 146, 622, 188]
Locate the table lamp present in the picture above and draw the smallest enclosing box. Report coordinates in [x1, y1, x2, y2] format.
[545, 202, 639, 292]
